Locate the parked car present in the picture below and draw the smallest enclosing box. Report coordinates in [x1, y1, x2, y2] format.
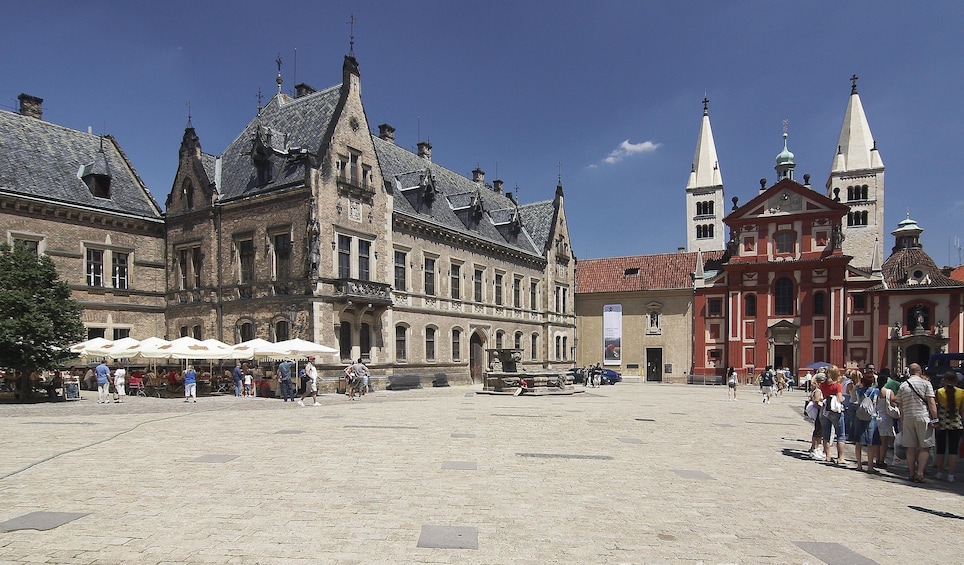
[600, 368, 622, 385]
[565, 367, 587, 384]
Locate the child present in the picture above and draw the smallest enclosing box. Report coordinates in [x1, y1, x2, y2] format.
[243, 369, 253, 397]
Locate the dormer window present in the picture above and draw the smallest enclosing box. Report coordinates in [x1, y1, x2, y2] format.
[84, 173, 111, 198]
[182, 178, 194, 208]
[254, 153, 272, 186]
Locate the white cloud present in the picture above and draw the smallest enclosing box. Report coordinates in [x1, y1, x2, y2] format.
[602, 139, 660, 164]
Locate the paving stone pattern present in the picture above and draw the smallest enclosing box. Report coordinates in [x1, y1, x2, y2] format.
[0, 384, 959, 563]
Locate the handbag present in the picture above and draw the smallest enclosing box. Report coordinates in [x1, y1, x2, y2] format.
[827, 395, 844, 414]
[804, 401, 819, 422]
[884, 390, 901, 419]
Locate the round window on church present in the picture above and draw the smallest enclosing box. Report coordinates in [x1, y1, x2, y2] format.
[913, 269, 924, 279]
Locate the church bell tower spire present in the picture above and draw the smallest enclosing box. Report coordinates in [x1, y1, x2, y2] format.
[685, 97, 726, 252]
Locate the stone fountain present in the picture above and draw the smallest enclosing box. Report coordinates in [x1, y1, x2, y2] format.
[480, 348, 578, 395]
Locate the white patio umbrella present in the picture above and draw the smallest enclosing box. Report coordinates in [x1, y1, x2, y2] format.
[167, 336, 237, 360]
[232, 338, 290, 360]
[128, 337, 173, 360]
[274, 338, 338, 358]
[68, 337, 112, 357]
[96, 337, 141, 359]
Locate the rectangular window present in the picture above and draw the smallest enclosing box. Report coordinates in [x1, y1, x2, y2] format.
[273, 234, 290, 280]
[192, 247, 202, 288]
[450, 264, 461, 300]
[452, 329, 461, 361]
[358, 239, 371, 281]
[852, 319, 866, 337]
[86, 248, 104, 287]
[112, 252, 129, 290]
[530, 280, 538, 310]
[338, 235, 351, 279]
[531, 334, 538, 360]
[775, 232, 794, 254]
[424, 257, 436, 296]
[394, 250, 407, 291]
[192, 325, 202, 340]
[13, 238, 39, 255]
[87, 327, 106, 340]
[178, 248, 189, 289]
[425, 327, 436, 361]
[474, 269, 483, 302]
[513, 278, 521, 308]
[238, 239, 255, 283]
[494, 273, 503, 305]
[112, 328, 130, 340]
[852, 294, 866, 312]
[395, 326, 407, 362]
[708, 298, 722, 317]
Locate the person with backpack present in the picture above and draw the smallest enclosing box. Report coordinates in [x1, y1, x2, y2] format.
[852, 372, 879, 472]
[934, 371, 964, 482]
[726, 366, 738, 401]
[760, 366, 774, 403]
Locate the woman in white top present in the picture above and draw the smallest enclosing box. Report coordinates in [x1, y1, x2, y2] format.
[113, 365, 126, 403]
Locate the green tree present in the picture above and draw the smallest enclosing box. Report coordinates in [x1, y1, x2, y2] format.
[0, 243, 85, 399]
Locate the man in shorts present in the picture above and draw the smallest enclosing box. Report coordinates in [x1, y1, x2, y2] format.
[348, 358, 370, 400]
[297, 356, 321, 407]
[896, 363, 938, 482]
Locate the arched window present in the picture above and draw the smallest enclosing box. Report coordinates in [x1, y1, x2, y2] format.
[496, 330, 504, 350]
[515, 331, 523, 350]
[339, 322, 352, 361]
[452, 329, 461, 362]
[238, 322, 254, 342]
[744, 294, 756, 317]
[182, 178, 194, 208]
[813, 291, 825, 315]
[562, 336, 568, 360]
[395, 325, 407, 362]
[555, 336, 561, 360]
[774, 277, 795, 315]
[425, 327, 436, 361]
[275, 320, 289, 342]
[531, 333, 539, 360]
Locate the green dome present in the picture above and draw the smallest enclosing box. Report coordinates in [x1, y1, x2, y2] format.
[775, 133, 794, 165]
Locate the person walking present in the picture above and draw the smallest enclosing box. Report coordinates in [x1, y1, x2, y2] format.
[896, 363, 938, 483]
[298, 356, 321, 406]
[232, 363, 243, 397]
[760, 366, 774, 403]
[95, 360, 111, 404]
[278, 359, 295, 402]
[113, 363, 126, 403]
[349, 358, 370, 400]
[183, 364, 197, 402]
[726, 366, 738, 401]
[934, 371, 964, 482]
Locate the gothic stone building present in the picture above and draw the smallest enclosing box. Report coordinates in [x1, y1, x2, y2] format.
[0, 94, 166, 341]
[164, 55, 575, 385]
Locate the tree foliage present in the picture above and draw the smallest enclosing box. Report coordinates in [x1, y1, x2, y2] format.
[0, 243, 85, 379]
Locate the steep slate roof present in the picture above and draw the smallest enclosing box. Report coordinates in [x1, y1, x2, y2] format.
[869, 248, 964, 291]
[576, 250, 725, 293]
[218, 85, 341, 201]
[372, 136, 544, 259]
[517, 199, 556, 253]
[0, 109, 162, 218]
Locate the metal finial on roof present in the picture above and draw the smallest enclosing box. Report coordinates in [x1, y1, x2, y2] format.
[348, 14, 356, 56]
[257, 89, 263, 113]
[702, 96, 709, 115]
[186, 100, 193, 128]
[782, 118, 789, 136]
[276, 55, 283, 93]
[557, 161, 563, 185]
[850, 74, 859, 95]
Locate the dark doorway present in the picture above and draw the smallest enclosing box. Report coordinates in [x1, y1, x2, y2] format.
[470, 332, 485, 384]
[774, 345, 793, 371]
[906, 344, 931, 368]
[646, 348, 663, 382]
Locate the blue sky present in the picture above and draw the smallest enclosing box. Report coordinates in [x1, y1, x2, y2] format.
[4, 1, 964, 264]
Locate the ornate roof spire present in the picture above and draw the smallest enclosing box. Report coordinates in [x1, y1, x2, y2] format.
[687, 97, 722, 189]
[276, 55, 283, 93]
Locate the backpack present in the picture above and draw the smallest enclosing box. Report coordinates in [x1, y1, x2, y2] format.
[856, 389, 878, 421]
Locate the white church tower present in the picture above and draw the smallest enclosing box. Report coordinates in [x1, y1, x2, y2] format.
[685, 97, 726, 252]
[826, 75, 885, 268]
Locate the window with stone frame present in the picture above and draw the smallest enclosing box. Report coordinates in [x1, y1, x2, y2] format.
[395, 325, 407, 362]
[744, 294, 756, 317]
[774, 277, 795, 315]
[424, 256, 436, 296]
[513, 277, 522, 308]
[86, 248, 104, 287]
[238, 322, 254, 342]
[531, 333, 538, 360]
[813, 291, 826, 315]
[112, 252, 129, 290]
[12, 237, 40, 255]
[425, 326, 436, 361]
[358, 239, 371, 281]
[496, 330, 504, 350]
[450, 263, 461, 300]
[474, 268, 484, 302]
[237, 239, 255, 284]
[113, 328, 130, 340]
[272, 232, 291, 281]
[707, 298, 722, 317]
[338, 235, 351, 279]
[191, 247, 202, 288]
[394, 250, 407, 291]
[494, 273, 503, 305]
[452, 328, 461, 362]
[530, 280, 538, 310]
[774, 231, 795, 254]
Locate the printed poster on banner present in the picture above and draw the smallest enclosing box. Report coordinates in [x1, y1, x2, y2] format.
[603, 304, 622, 366]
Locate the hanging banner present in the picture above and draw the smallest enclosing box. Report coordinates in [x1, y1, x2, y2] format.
[603, 304, 622, 366]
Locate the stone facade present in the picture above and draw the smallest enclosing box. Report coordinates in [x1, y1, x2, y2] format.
[0, 97, 166, 342]
[162, 55, 575, 388]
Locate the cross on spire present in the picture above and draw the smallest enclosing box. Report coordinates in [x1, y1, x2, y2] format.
[850, 74, 859, 94]
[275, 55, 283, 93]
[186, 100, 192, 128]
[702, 96, 709, 115]
[348, 14, 356, 56]
[782, 118, 790, 136]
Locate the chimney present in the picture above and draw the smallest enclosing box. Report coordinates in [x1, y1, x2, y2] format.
[294, 83, 316, 98]
[493, 179, 504, 194]
[472, 167, 485, 183]
[18, 93, 43, 120]
[417, 141, 432, 160]
[506, 191, 517, 204]
[378, 123, 396, 144]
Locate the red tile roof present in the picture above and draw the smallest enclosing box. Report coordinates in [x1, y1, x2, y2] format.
[576, 251, 725, 294]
